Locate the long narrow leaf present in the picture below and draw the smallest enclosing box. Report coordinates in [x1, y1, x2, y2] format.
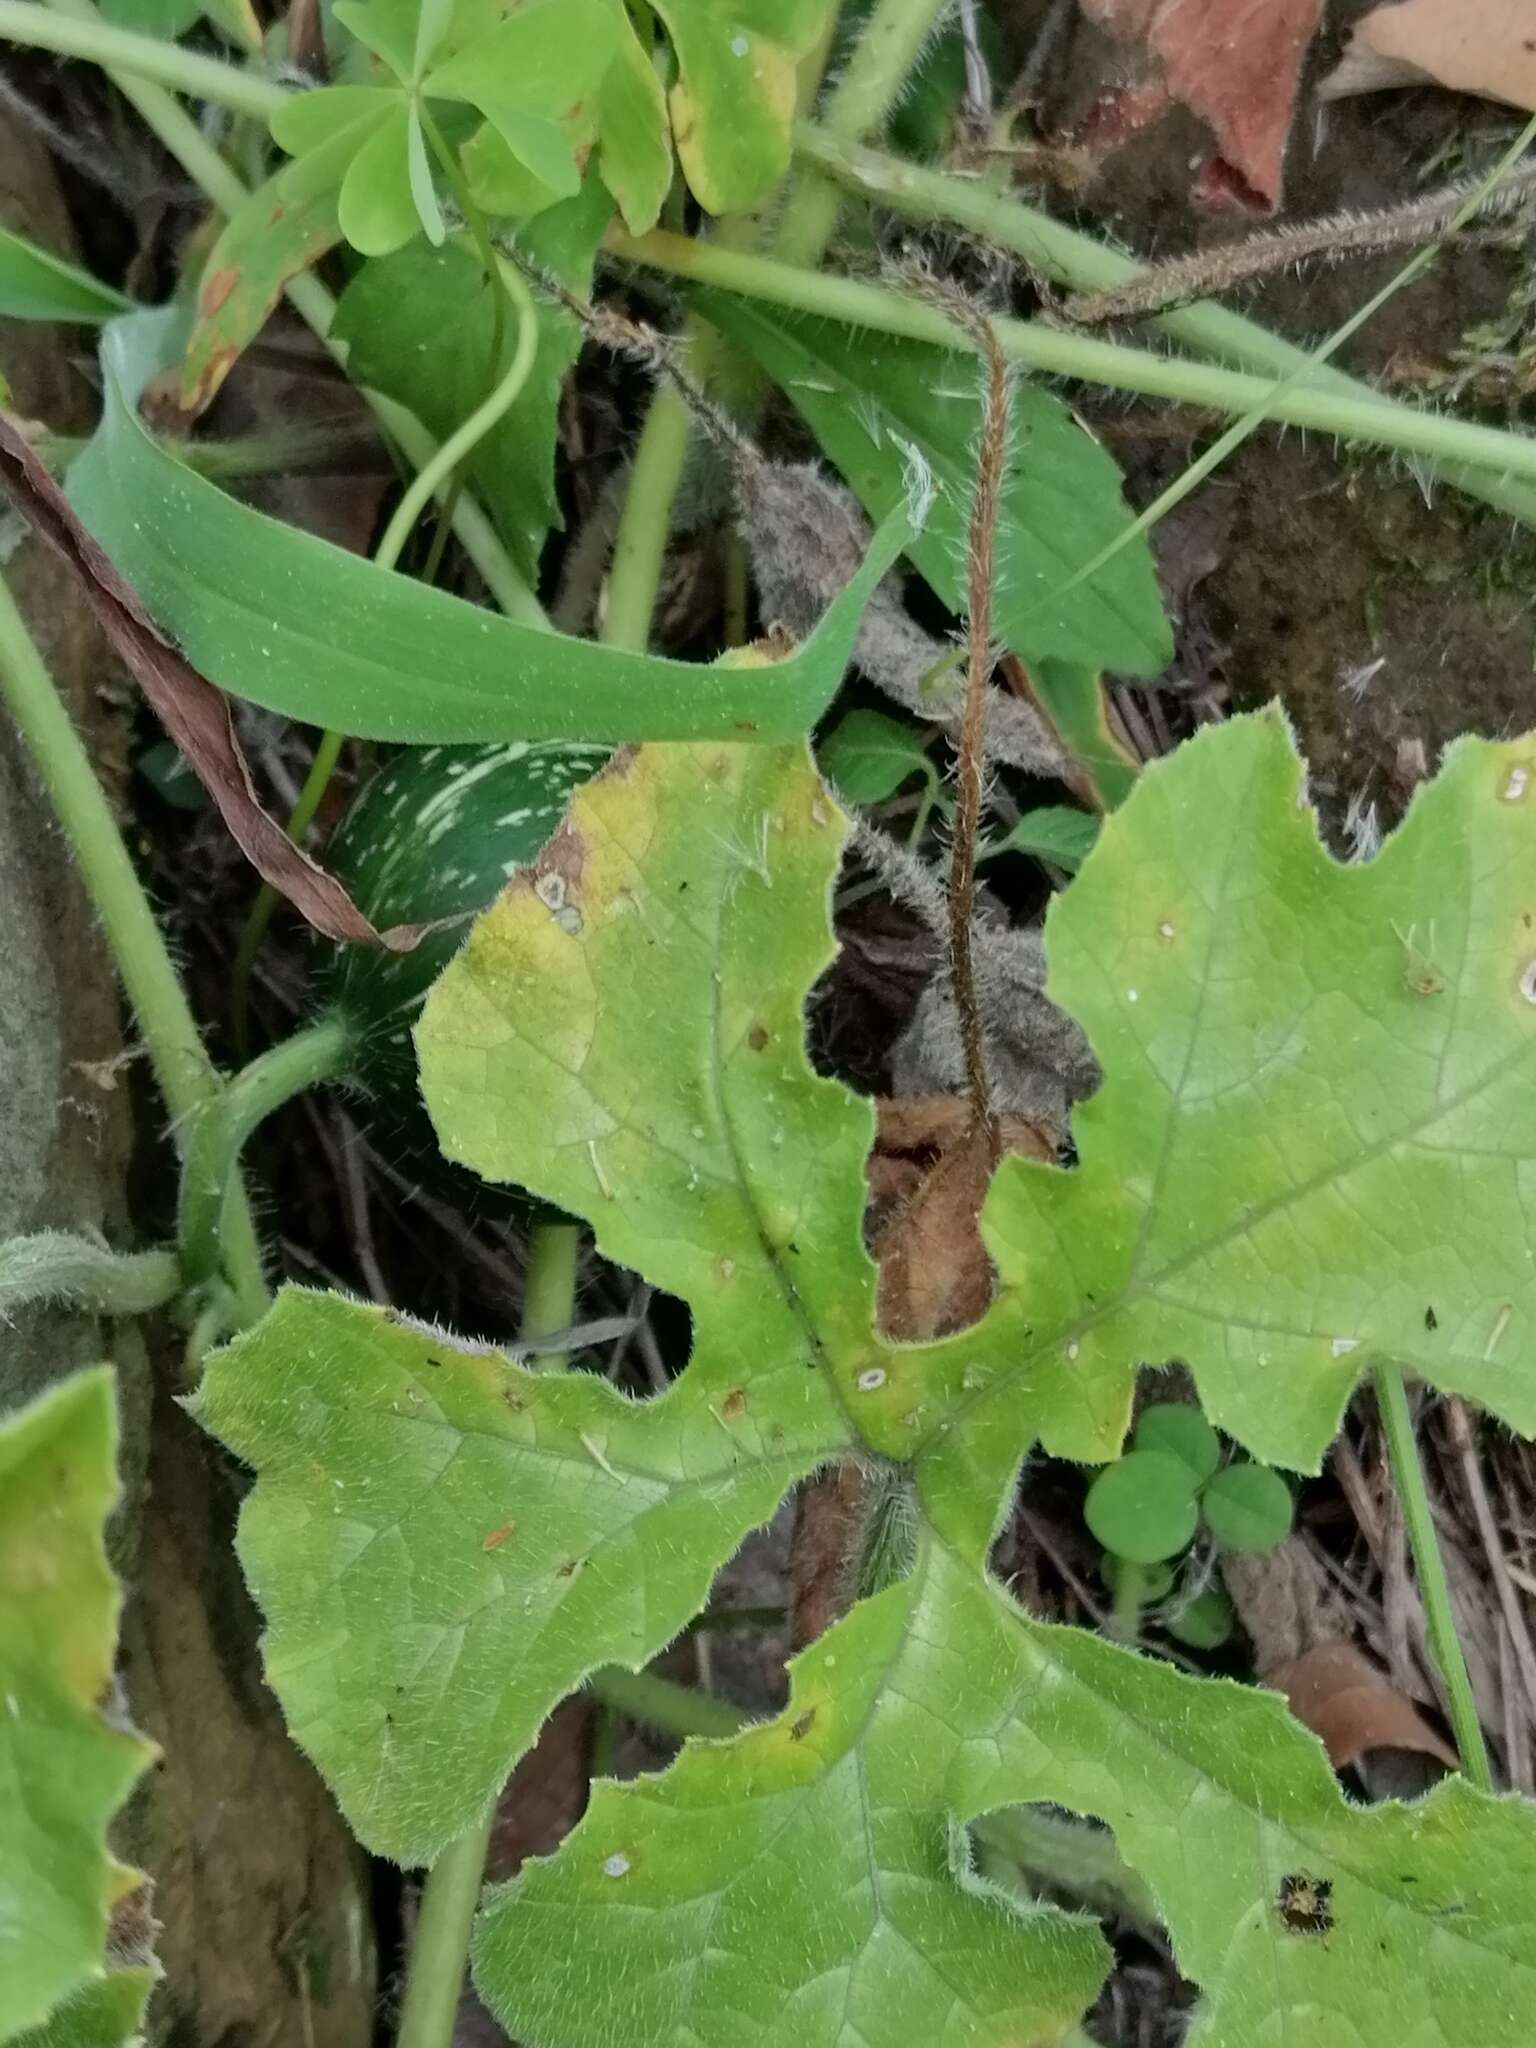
[67, 311, 911, 745]
[0, 228, 135, 324]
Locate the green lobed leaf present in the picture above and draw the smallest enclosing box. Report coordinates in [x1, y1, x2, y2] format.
[703, 298, 1172, 687]
[1083, 1448, 1198, 1564]
[338, 103, 421, 256]
[479, 1534, 1536, 2048]
[915, 708, 1536, 1551]
[0, 229, 134, 325]
[651, 0, 833, 214]
[1201, 1462, 1293, 1553]
[474, 1560, 1109, 2047]
[192, 1285, 839, 1865]
[68, 310, 911, 746]
[0, 1370, 154, 2041]
[180, 167, 342, 413]
[332, 180, 611, 581]
[427, 0, 616, 218]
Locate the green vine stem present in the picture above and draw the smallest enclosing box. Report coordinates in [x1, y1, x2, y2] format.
[176, 1013, 353, 1299]
[793, 124, 1536, 529]
[602, 0, 945, 648]
[602, 376, 696, 649]
[605, 224, 1536, 492]
[395, 1217, 580, 2048]
[0, 566, 269, 1327]
[0, 1232, 180, 1318]
[0, 0, 286, 115]
[1372, 1362, 1494, 1790]
[586, 1664, 748, 1739]
[773, 0, 950, 270]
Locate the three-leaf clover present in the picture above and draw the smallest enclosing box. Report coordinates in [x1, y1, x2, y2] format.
[270, 0, 619, 255]
[1085, 1402, 1293, 1566]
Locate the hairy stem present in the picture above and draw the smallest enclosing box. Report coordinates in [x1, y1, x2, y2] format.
[774, 0, 951, 269]
[608, 223, 1536, 492]
[394, 1217, 580, 2048]
[1372, 1363, 1494, 1790]
[0, 567, 268, 1327]
[935, 290, 1008, 1139]
[0, 1232, 180, 1318]
[602, 377, 696, 649]
[792, 124, 1536, 528]
[586, 1664, 748, 1739]
[177, 1013, 354, 1300]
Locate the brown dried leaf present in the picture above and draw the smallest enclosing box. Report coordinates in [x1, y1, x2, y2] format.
[1077, 0, 1325, 207]
[1266, 1640, 1458, 1773]
[0, 410, 420, 950]
[870, 1096, 1053, 1344]
[1322, 0, 1536, 112]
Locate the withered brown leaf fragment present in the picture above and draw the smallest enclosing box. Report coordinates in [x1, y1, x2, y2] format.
[0, 409, 422, 950]
[1077, 0, 1324, 209]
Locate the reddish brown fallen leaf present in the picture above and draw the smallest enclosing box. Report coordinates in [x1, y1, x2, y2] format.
[1322, 0, 1536, 112]
[0, 410, 421, 950]
[1077, 0, 1325, 208]
[1266, 1640, 1458, 1773]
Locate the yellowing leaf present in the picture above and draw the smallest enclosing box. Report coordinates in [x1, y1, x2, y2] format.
[0, 1371, 154, 2039]
[652, 0, 834, 214]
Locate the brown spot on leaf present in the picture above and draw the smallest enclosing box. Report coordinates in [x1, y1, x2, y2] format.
[789, 1709, 817, 1741]
[482, 1520, 517, 1552]
[720, 1387, 746, 1422]
[199, 267, 240, 318]
[748, 1023, 770, 1051]
[555, 1558, 580, 1579]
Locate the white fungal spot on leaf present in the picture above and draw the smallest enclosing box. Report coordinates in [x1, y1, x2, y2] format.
[1520, 960, 1536, 1006]
[1502, 766, 1528, 802]
[602, 1853, 630, 1879]
[856, 1368, 886, 1392]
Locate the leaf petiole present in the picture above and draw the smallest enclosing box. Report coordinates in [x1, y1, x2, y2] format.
[1372, 1362, 1494, 1790]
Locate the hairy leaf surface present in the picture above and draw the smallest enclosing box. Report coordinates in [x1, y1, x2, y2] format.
[922, 708, 1536, 1548]
[479, 1535, 1536, 2048]
[194, 1290, 836, 1864]
[475, 1556, 1109, 2047]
